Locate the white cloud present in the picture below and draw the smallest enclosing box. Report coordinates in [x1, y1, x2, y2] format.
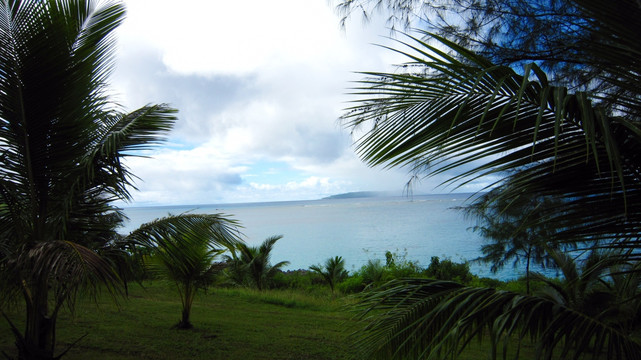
[121, 136, 454, 207]
[118, 0, 343, 76]
[109, 1, 481, 206]
[249, 176, 344, 195]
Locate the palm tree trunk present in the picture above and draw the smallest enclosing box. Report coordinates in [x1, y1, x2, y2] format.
[21, 286, 55, 359]
[179, 308, 193, 329]
[177, 283, 194, 329]
[255, 272, 263, 291]
[525, 249, 531, 295]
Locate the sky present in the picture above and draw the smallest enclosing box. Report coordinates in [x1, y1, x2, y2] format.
[111, 0, 487, 207]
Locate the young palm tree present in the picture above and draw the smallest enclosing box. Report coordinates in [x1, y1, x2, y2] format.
[358, 259, 387, 287]
[343, 0, 641, 358]
[0, 1, 176, 358]
[128, 214, 242, 329]
[310, 256, 348, 293]
[534, 250, 626, 322]
[225, 235, 289, 291]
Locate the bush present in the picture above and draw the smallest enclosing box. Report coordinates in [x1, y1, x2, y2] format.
[385, 250, 423, 279]
[337, 275, 366, 294]
[424, 256, 473, 283]
[359, 259, 387, 285]
[469, 277, 504, 289]
[503, 276, 549, 294]
[271, 270, 319, 291]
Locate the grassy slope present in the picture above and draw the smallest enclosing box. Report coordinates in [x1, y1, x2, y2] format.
[1, 282, 532, 359]
[1, 283, 357, 360]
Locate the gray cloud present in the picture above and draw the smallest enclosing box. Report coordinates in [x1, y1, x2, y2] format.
[113, 49, 260, 144]
[109, 1, 490, 206]
[214, 172, 243, 186]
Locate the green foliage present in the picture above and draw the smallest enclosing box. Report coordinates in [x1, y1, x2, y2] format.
[341, 1, 641, 357]
[424, 256, 474, 283]
[463, 188, 566, 294]
[223, 288, 343, 311]
[335, 251, 473, 294]
[501, 276, 548, 294]
[130, 214, 242, 329]
[309, 256, 349, 293]
[352, 278, 641, 360]
[384, 250, 422, 279]
[0, 283, 359, 359]
[341, 250, 435, 293]
[334, 0, 610, 90]
[357, 259, 387, 286]
[342, 25, 641, 248]
[0, 1, 177, 358]
[223, 235, 290, 291]
[468, 276, 505, 289]
[534, 249, 641, 332]
[271, 270, 322, 292]
[336, 275, 366, 294]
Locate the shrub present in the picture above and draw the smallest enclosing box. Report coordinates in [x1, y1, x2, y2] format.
[469, 277, 504, 289]
[503, 276, 549, 294]
[424, 256, 473, 283]
[385, 250, 423, 279]
[359, 259, 387, 285]
[337, 275, 366, 294]
[271, 270, 318, 291]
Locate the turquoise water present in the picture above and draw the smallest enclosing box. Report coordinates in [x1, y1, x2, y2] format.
[120, 194, 518, 279]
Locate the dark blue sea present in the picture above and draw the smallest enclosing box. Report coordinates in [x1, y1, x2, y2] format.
[120, 194, 522, 280]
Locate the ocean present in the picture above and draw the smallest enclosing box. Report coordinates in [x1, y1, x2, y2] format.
[119, 193, 517, 279]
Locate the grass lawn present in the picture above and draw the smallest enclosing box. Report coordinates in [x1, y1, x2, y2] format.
[1, 282, 358, 360]
[1, 282, 537, 359]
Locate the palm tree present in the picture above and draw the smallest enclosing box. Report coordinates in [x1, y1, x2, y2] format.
[342, 0, 641, 358]
[535, 249, 641, 332]
[310, 256, 348, 293]
[0, 1, 177, 358]
[128, 214, 242, 329]
[358, 259, 386, 286]
[224, 235, 289, 291]
[535, 250, 612, 313]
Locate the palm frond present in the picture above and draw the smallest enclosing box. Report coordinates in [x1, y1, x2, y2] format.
[0, 1, 181, 355]
[78, 104, 178, 201]
[1, 240, 124, 313]
[127, 213, 242, 249]
[223, 235, 288, 290]
[342, 31, 641, 248]
[352, 279, 641, 360]
[126, 213, 242, 283]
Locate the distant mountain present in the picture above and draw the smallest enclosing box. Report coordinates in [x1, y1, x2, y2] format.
[322, 191, 392, 200]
